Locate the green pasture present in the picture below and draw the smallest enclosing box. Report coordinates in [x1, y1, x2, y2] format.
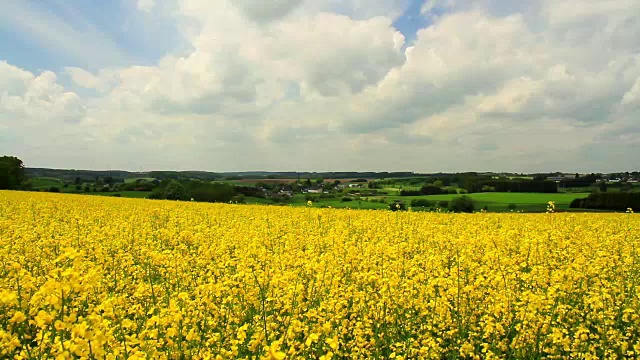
[367, 192, 591, 212]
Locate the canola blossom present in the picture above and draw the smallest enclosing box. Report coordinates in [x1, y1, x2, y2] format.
[1, 191, 640, 359]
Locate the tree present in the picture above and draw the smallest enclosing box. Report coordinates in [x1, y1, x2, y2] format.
[0, 156, 26, 190]
[448, 196, 475, 213]
[388, 202, 406, 211]
[165, 180, 186, 200]
[420, 184, 443, 195]
[599, 182, 608, 193]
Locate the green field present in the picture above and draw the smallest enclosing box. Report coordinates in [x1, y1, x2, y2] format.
[367, 192, 592, 212]
[124, 177, 156, 183]
[285, 194, 388, 209]
[28, 177, 64, 189]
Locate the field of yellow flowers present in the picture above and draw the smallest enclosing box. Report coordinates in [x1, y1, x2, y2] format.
[1, 191, 639, 359]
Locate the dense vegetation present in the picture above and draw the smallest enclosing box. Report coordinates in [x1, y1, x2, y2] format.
[462, 178, 558, 193]
[570, 192, 640, 211]
[0, 156, 26, 190]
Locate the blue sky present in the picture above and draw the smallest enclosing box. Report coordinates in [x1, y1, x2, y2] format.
[0, 0, 182, 73]
[0, 0, 431, 74]
[0, 0, 639, 172]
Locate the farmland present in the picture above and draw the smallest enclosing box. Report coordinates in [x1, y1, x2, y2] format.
[366, 192, 593, 212]
[1, 191, 639, 358]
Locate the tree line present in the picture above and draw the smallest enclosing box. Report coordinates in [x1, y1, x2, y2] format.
[570, 193, 640, 211]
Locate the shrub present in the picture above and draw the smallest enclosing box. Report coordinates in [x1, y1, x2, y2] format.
[448, 196, 475, 213]
[341, 197, 353, 202]
[388, 202, 406, 211]
[411, 199, 435, 207]
[231, 194, 246, 204]
[148, 189, 165, 199]
[508, 203, 517, 211]
[420, 185, 444, 195]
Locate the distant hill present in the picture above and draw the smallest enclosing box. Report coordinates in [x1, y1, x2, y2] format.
[25, 168, 426, 182]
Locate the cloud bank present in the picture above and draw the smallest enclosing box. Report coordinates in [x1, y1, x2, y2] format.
[0, 0, 639, 172]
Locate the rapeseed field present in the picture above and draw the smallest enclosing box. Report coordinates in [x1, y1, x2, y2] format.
[1, 191, 639, 359]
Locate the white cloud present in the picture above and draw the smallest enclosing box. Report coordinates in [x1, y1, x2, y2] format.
[0, 62, 84, 123]
[2, 0, 640, 171]
[232, 0, 303, 22]
[137, 0, 156, 13]
[622, 77, 640, 106]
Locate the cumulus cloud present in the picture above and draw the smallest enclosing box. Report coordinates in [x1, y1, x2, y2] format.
[137, 0, 156, 13]
[232, 0, 303, 23]
[1, 0, 639, 171]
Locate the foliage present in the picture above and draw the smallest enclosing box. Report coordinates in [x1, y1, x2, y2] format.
[400, 184, 444, 196]
[1, 192, 639, 358]
[464, 178, 558, 193]
[410, 199, 436, 207]
[420, 184, 444, 195]
[164, 180, 186, 200]
[570, 192, 640, 211]
[388, 201, 406, 211]
[0, 156, 26, 190]
[448, 195, 475, 213]
[599, 182, 608, 193]
[235, 186, 266, 199]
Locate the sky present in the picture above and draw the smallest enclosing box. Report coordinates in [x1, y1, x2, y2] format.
[0, 0, 639, 173]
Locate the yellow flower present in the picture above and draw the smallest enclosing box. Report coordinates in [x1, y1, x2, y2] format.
[0, 290, 17, 305]
[263, 341, 286, 360]
[9, 311, 27, 323]
[34, 310, 55, 328]
[319, 352, 333, 360]
[1, 191, 639, 359]
[326, 336, 339, 351]
[54, 320, 67, 331]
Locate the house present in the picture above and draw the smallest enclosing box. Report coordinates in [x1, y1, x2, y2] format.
[348, 184, 363, 188]
[306, 189, 323, 194]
